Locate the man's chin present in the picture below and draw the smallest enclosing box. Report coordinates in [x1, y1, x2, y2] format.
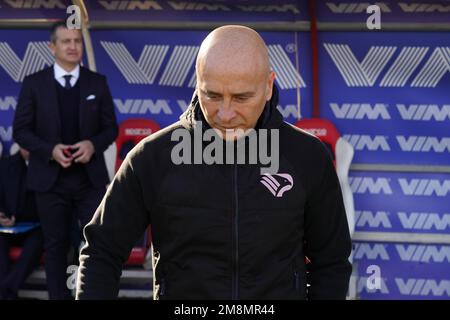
[65, 57, 81, 63]
[215, 128, 251, 141]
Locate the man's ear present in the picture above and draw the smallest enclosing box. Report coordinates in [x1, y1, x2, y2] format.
[266, 71, 276, 101]
[48, 42, 56, 56]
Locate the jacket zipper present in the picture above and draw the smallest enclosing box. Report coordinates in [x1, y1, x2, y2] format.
[231, 163, 239, 300]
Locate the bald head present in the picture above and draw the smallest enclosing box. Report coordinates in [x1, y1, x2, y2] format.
[194, 25, 275, 138]
[196, 25, 271, 79]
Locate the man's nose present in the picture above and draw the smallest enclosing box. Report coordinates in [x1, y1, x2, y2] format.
[217, 103, 236, 123]
[69, 41, 77, 50]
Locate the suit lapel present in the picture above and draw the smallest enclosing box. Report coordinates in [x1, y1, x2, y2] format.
[46, 66, 61, 136]
[79, 67, 88, 134]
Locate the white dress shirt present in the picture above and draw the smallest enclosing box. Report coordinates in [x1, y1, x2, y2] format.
[53, 62, 80, 88]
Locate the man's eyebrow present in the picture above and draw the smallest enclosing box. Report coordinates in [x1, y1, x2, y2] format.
[200, 89, 255, 97]
[201, 89, 221, 96]
[233, 91, 255, 97]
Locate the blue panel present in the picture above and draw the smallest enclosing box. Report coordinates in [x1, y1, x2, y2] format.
[0, 0, 71, 19]
[86, 0, 308, 22]
[354, 243, 450, 299]
[317, 1, 450, 23]
[319, 32, 450, 165]
[351, 171, 450, 234]
[90, 30, 312, 127]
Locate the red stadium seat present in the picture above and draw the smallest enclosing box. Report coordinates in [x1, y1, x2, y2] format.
[9, 246, 44, 264]
[115, 118, 160, 172]
[294, 118, 355, 238]
[9, 246, 22, 261]
[126, 227, 152, 266]
[295, 118, 340, 166]
[115, 119, 160, 267]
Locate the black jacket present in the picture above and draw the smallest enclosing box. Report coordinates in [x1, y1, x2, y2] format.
[0, 153, 38, 222]
[13, 66, 118, 192]
[77, 87, 352, 300]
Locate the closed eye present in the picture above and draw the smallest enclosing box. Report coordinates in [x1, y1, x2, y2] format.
[234, 96, 249, 102]
[234, 94, 254, 102]
[201, 90, 222, 100]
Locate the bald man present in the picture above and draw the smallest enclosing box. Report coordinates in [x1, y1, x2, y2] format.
[76, 26, 352, 300]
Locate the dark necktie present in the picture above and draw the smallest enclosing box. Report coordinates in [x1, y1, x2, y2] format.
[63, 74, 72, 89]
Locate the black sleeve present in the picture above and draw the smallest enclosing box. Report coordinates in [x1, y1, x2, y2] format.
[13, 76, 54, 161]
[76, 150, 150, 299]
[89, 76, 118, 153]
[304, 142, 352, 300]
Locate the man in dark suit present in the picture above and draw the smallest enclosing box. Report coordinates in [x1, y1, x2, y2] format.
[0, 148, 43, 300]
[13, 21, 118, 299]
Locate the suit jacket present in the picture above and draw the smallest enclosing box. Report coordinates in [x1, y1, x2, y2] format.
[0, 153, 37, 221]
[13, 66, 118, 192]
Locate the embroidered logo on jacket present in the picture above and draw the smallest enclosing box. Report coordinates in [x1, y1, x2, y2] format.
[260, 173, 294, 198]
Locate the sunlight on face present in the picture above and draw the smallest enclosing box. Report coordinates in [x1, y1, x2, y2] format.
[197, 66, 274, 140]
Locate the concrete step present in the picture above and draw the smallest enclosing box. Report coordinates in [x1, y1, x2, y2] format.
[18, 267, 153, 300]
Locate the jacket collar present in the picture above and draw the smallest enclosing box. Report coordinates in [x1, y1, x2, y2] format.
[53, 62, 80, 87]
